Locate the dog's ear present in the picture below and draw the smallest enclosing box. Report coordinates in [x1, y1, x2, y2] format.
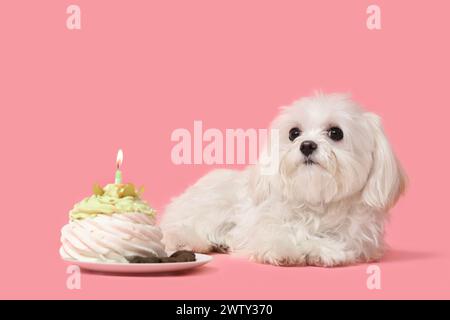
[248, 164, 273, 205]
[362, 113, 407, 210]
[248, 127, 282, 205]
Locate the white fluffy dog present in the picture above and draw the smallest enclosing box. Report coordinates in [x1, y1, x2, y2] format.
[161, 93, 406, 266]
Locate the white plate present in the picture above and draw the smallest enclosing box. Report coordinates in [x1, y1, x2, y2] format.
[62, 253, 213, 274]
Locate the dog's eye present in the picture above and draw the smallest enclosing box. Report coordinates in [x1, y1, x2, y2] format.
[289, 127, 302, 141]
[327, 127, 344, 141]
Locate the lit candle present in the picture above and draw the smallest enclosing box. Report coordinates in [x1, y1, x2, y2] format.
[115, 149, 123, 184]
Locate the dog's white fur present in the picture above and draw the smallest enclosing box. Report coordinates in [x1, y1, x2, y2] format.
[161, 93, 406, 266]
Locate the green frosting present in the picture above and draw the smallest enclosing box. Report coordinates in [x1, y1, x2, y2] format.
[69, 183, 155, 220]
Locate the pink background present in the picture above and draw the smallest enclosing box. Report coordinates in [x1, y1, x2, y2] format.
[1, 0, 449, 299]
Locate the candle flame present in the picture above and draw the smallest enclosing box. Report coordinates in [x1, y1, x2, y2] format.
[116, 149, 123, 169]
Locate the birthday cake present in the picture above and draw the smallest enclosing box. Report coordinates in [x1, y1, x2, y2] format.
[60, 150, 196, 264]
[59, 183, 168, 263]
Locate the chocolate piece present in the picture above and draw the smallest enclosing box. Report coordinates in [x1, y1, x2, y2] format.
[169, 250, 196, 262]
[126, 250, 196, 264]
[156, 251, 196, 263]
[126, 255, 161, 263]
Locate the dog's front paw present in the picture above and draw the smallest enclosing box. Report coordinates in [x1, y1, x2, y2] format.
[304, 240, 353, 267]
[306, 254, 347, 267]
[162, 227, 211, 253]
[245, 242, 306, 266]
[162, 232, 193, 251]
[237, 234, 307, 266]
[250, 251, 303, 266]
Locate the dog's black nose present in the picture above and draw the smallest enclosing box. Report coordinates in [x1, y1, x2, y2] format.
[300, 141, 318, 156]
